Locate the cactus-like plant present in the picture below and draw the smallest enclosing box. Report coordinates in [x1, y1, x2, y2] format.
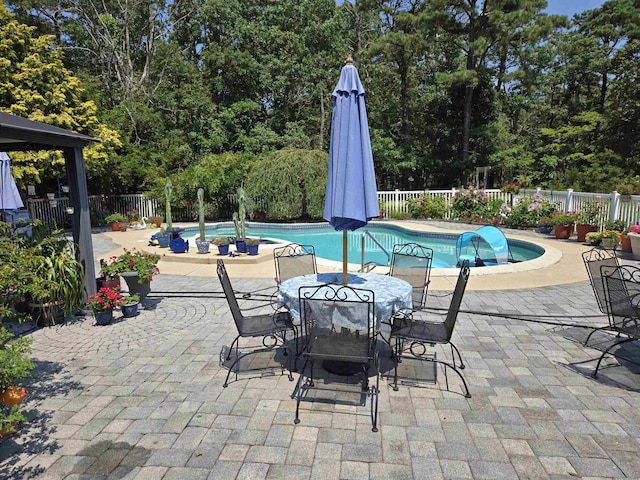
[197, 188, 206, 241]
[165, 180, 173, 229]
[232, 186, 247, 241]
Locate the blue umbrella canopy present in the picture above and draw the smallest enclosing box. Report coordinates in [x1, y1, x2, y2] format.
[0, 152, 24, 211]
[324, 57, 379, 283]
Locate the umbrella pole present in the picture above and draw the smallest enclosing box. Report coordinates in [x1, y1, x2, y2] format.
[343, 230, 348, 285]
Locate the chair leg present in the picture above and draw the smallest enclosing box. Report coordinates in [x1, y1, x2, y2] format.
[370, 351, 380, 432]
[585, 326, 609, 346]
[592, 337, 635, 378]
[293, 356, 310, 425]
[227, 335, 241, 360]
[450, 342, 465, 370]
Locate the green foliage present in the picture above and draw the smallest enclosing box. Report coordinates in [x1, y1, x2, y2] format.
[244, 149, 328, 220]
[106, 249, 161, 284]
[105, 213, 126, 224]
[197, 188, 206, 241]
[165, 180, 173, 229]
[452, 186, 491, 221]
[233, 187, 247, 241]
[406, 195, 448, 219]
[504, 195, 558, 228]
[550, 211, 580, 226]
[0, 327, 34, 392]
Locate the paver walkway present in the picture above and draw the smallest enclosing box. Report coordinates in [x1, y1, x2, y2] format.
[2, 233, 640, 479]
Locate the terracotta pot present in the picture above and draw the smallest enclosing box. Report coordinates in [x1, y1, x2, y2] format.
[576, 224, 598, 242]
[110, 222, 121, 232]
[620, 234, 632, 253]
[0, 421, 19, 437]
[0, 385, 28, 405]
[628, 233, 640, 260]
[96, 276, 120, 290]
[554, 224, 574, 240]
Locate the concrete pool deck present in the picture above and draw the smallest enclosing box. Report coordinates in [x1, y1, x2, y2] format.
[96, 220, 600, 291]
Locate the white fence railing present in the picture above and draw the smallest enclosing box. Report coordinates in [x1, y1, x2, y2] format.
[23, 188, 640, 228]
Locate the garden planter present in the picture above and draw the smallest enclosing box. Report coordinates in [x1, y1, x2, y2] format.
[628, 233, 640, 260]
[248, 244, 259, 256]
[157, 235, 170, 248]
[121, 303, 139, 318]
[110, 222, 121, 232]
[601, 237, 619, 249]
[217, 244, 230, 255]
[120, 272, 152, 301]
[195, 239, 210, 254]
[553, 224, 574, 240]
[621, 234, 632, 253]
[95, 310, 113, 325]
[576, 224, 598, 242]
[0, 385, 27, 406]
[538, 224, 553, 234]
[235, 240, 248, 253]
[96, 276, 120, 291]
[0, 421, 19, 438]
[29, 302, 65, 328]
[170, 238, 189, 253]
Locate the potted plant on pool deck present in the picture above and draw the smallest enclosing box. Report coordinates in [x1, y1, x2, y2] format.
[121, 294, 140, 318]
[213, 237, 230, 256]
[549, 211, 578, 239]
[575, 199, 602, 242]
[87, 286, 125, 325]
[0, 327, 33, 438]
[195, 188, 210, 254]
[148, 215, 163, 228]
[233, 186, 248, 253]
[108, 249, 161, 301]
[627, 225, 640, 260]
[246, 237, 260, 256]
[97, 256, 121, 291]
[601, 230, 620, 249]
[105, 213, 126, 232]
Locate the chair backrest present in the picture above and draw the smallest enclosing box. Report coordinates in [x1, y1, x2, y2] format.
[216, 259, 244, 329]
[299, 283, 376, 356]
[601, 264, 640, 330]
[582, 248, 619, 314]
[443, 259, 471, 340]
[274, 243, 317, 284]
[389, 242, 434, 309]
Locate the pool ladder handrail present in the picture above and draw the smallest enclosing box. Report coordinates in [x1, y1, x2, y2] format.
[360, 230, 391, 272]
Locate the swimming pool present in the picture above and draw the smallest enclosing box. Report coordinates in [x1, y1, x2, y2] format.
[181, 222, 544, 268]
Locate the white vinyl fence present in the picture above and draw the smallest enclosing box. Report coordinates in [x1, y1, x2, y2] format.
[24, 188, 640, 229]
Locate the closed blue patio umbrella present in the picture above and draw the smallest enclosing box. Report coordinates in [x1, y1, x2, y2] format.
[324, 57, 379, 284]
[0, 152, 24, 215]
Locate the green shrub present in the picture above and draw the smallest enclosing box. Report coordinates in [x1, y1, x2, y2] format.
[452, 186, 490, 220]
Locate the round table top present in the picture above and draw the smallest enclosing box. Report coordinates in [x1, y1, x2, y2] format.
[277, 272, 413, 329]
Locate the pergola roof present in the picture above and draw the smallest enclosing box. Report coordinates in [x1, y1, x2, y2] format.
[0, 111, 96, 151]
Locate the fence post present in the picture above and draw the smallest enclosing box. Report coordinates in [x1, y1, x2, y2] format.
[610, 191, 620, 224]
[565, 189, 574, 211]
[394, 189, 400, 214]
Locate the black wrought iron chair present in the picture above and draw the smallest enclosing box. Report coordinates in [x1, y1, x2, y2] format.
[389, 259, 471, 397]
[582, 248, 620, 346]
[273, 243, 318, 285]
[592, 264, 640, 378]
[216, 259, 298, 387]
[294, 283, 380, 432]
[389, 242, 434, 310]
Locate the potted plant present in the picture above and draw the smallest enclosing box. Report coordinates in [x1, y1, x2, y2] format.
[195, 188, 210, 254]
[26, 237, 85, 327]
[149, 215, 163, 228]
[620, 228, 632, 253]
[576, 199, 602, 242]
[97, 256, 121, 290]
[233, 186, 248, 253]
[155, 227, 170, 248]
[0, 327, 33, 437]
[627, 225, 640, 260]
[126, 209, 141, 226]
[549, 211, 578, 239]
[213, 237, 230, 256]
[121, 294, 140, 318]
[87, 286, 125, 325]
[246, 237, 260, 256]
[105, 213, 126, 232]
[108, 249, 161, 301]
[617, 184, 634, 201]
[601, 230, 620, 249]
[537, 216, 554, 234]
[585, 231, 602, 246]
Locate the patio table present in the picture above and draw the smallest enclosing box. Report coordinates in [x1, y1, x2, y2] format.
[277, 272, 413, 333]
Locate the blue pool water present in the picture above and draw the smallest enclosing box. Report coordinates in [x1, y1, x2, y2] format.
[181, 222, 544, 268]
